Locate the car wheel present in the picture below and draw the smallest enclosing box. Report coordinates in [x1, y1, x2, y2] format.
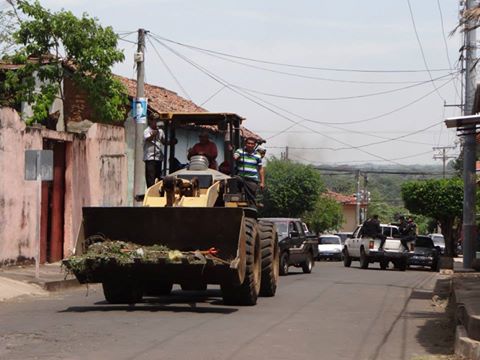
[380, 260, 388, 270]
[359, 248, 369, 269]
[398, 258, 407, 272]
[279, 252, 289, 276]
[301, 253, 313, 274]
[343, 248, 352, 268]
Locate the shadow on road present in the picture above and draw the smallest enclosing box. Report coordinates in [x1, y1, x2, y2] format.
[59, 289, 239, 314]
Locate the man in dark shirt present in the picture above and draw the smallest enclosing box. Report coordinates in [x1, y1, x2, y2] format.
[360, 215, 387, 250]
[399, 216, 416, 251]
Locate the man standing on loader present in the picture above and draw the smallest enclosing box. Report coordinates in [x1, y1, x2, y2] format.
[234, 137, 265, 205]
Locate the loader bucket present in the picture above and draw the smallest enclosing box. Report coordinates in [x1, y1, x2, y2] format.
[73, 207, 247, 285]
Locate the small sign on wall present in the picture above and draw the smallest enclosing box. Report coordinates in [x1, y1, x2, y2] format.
[25, 150, 54, 181]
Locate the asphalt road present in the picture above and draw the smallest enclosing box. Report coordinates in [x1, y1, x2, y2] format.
[0, 261, 454, 360]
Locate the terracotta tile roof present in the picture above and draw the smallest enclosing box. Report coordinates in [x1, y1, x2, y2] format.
[118, 76, 206, 113]
[117, 75, 264, 142]
[325, 190, 366, 206]
[325, 190, 357, 205]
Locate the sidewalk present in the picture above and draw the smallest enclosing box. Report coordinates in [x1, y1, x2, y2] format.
[452, 257, 480, 359]
[0, 262, 79, 301]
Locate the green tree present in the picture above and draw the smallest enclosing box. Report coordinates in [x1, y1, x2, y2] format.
[261, 159, 324, 217]
[304, 195, 344, 234]
[2, 0, 127, 124]
[401, 178, 463, 256]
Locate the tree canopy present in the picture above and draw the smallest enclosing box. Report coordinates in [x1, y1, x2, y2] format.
[2, 0, 127, 124]
[304, 195, 344, 234]
[401, 178, 464, 256]
[261, 159, 325, 218]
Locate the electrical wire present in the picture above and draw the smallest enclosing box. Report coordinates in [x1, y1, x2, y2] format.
[149, 36, 419, 166]
[264, 75, 456, 139]
[149, 35, 458, 165]
[228, 72, 455, 101]
[147, 35, 192, 100]
[437, 0, 461, 100]
[200, 85, 226, 106]
[406, 0, 445, 101]
[167, 43, 449, 85]
[236, 74, 455, 143]
[290, 149, 433, 163]
[151, 32, 452, 74]
[149, 33, 457, 126]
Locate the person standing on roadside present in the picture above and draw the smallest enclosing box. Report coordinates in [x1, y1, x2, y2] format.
[143, 117, 168, 188]
[234, 137, 264, 205]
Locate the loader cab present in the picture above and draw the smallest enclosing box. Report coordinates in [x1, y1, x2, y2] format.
[156, 112, 245, 176]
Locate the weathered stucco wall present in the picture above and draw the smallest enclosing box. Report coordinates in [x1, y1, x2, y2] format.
[342, 206, 357, 232]
[64, 123, 127, 257]
[0, 108, 127, 265]
[0, 108, 43, 264]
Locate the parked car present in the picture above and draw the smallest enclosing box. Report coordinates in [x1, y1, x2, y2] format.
[343, 223, 408, 271]
[428, 233, 445, 255]
[261, 218, 318, 276]
[317, 235, 343, 261]
[335, 232, 353, 245]
[407, 236, 440, 271]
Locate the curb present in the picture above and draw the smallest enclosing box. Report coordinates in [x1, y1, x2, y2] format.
[456, 325, 480, 359]
[30, 278, 81, 292]
[453, 274, 480, 359]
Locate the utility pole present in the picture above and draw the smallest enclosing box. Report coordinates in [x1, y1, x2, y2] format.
[363, 173, 369, 223]
[133, 29, 147, 206]
[285, 146, 289, 161]
[355, 170, 361, 226]
[462, 0, 477, 269]
[433, 146, 456, 178]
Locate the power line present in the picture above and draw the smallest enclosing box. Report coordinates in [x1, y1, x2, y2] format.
[146, 35, 192, 100]
[268, 75, 456, 128]
[164, 41, 453, 85]
[152, 33, 452, 74]
[229, 72, 455, 101]
[149, 35, 459, 166]
[149, 35, 411, 166]
[436, 0, 461, 100]
[258, 77, 455, 142]
[406, 0, 445, 101]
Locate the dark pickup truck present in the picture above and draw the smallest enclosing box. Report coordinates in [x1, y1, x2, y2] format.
[260, 217, 318, 275]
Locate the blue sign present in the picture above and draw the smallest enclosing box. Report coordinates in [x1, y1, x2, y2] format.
[132, 97, 147, 124]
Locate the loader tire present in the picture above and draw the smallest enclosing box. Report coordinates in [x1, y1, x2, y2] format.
[102, 278, 143, 304]
[221, 218, 261, 306]
[258, 220, 279, 297]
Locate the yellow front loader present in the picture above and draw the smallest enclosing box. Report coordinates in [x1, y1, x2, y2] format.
[64, 113, 279, 306]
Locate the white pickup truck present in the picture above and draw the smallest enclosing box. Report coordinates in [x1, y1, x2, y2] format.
[343, 223, 408, 271]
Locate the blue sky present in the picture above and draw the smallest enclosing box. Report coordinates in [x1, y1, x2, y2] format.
[38, 0, 463, 165]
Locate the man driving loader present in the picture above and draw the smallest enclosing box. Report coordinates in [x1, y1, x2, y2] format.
[233, 137, 264, 205]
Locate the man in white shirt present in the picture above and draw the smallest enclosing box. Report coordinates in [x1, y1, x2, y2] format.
[143, 117, 167, 188]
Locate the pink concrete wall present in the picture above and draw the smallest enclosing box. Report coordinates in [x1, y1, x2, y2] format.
[0, 108, 127, 264]
[64, 123, 127, 257]
[0, 108, 43, 265]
